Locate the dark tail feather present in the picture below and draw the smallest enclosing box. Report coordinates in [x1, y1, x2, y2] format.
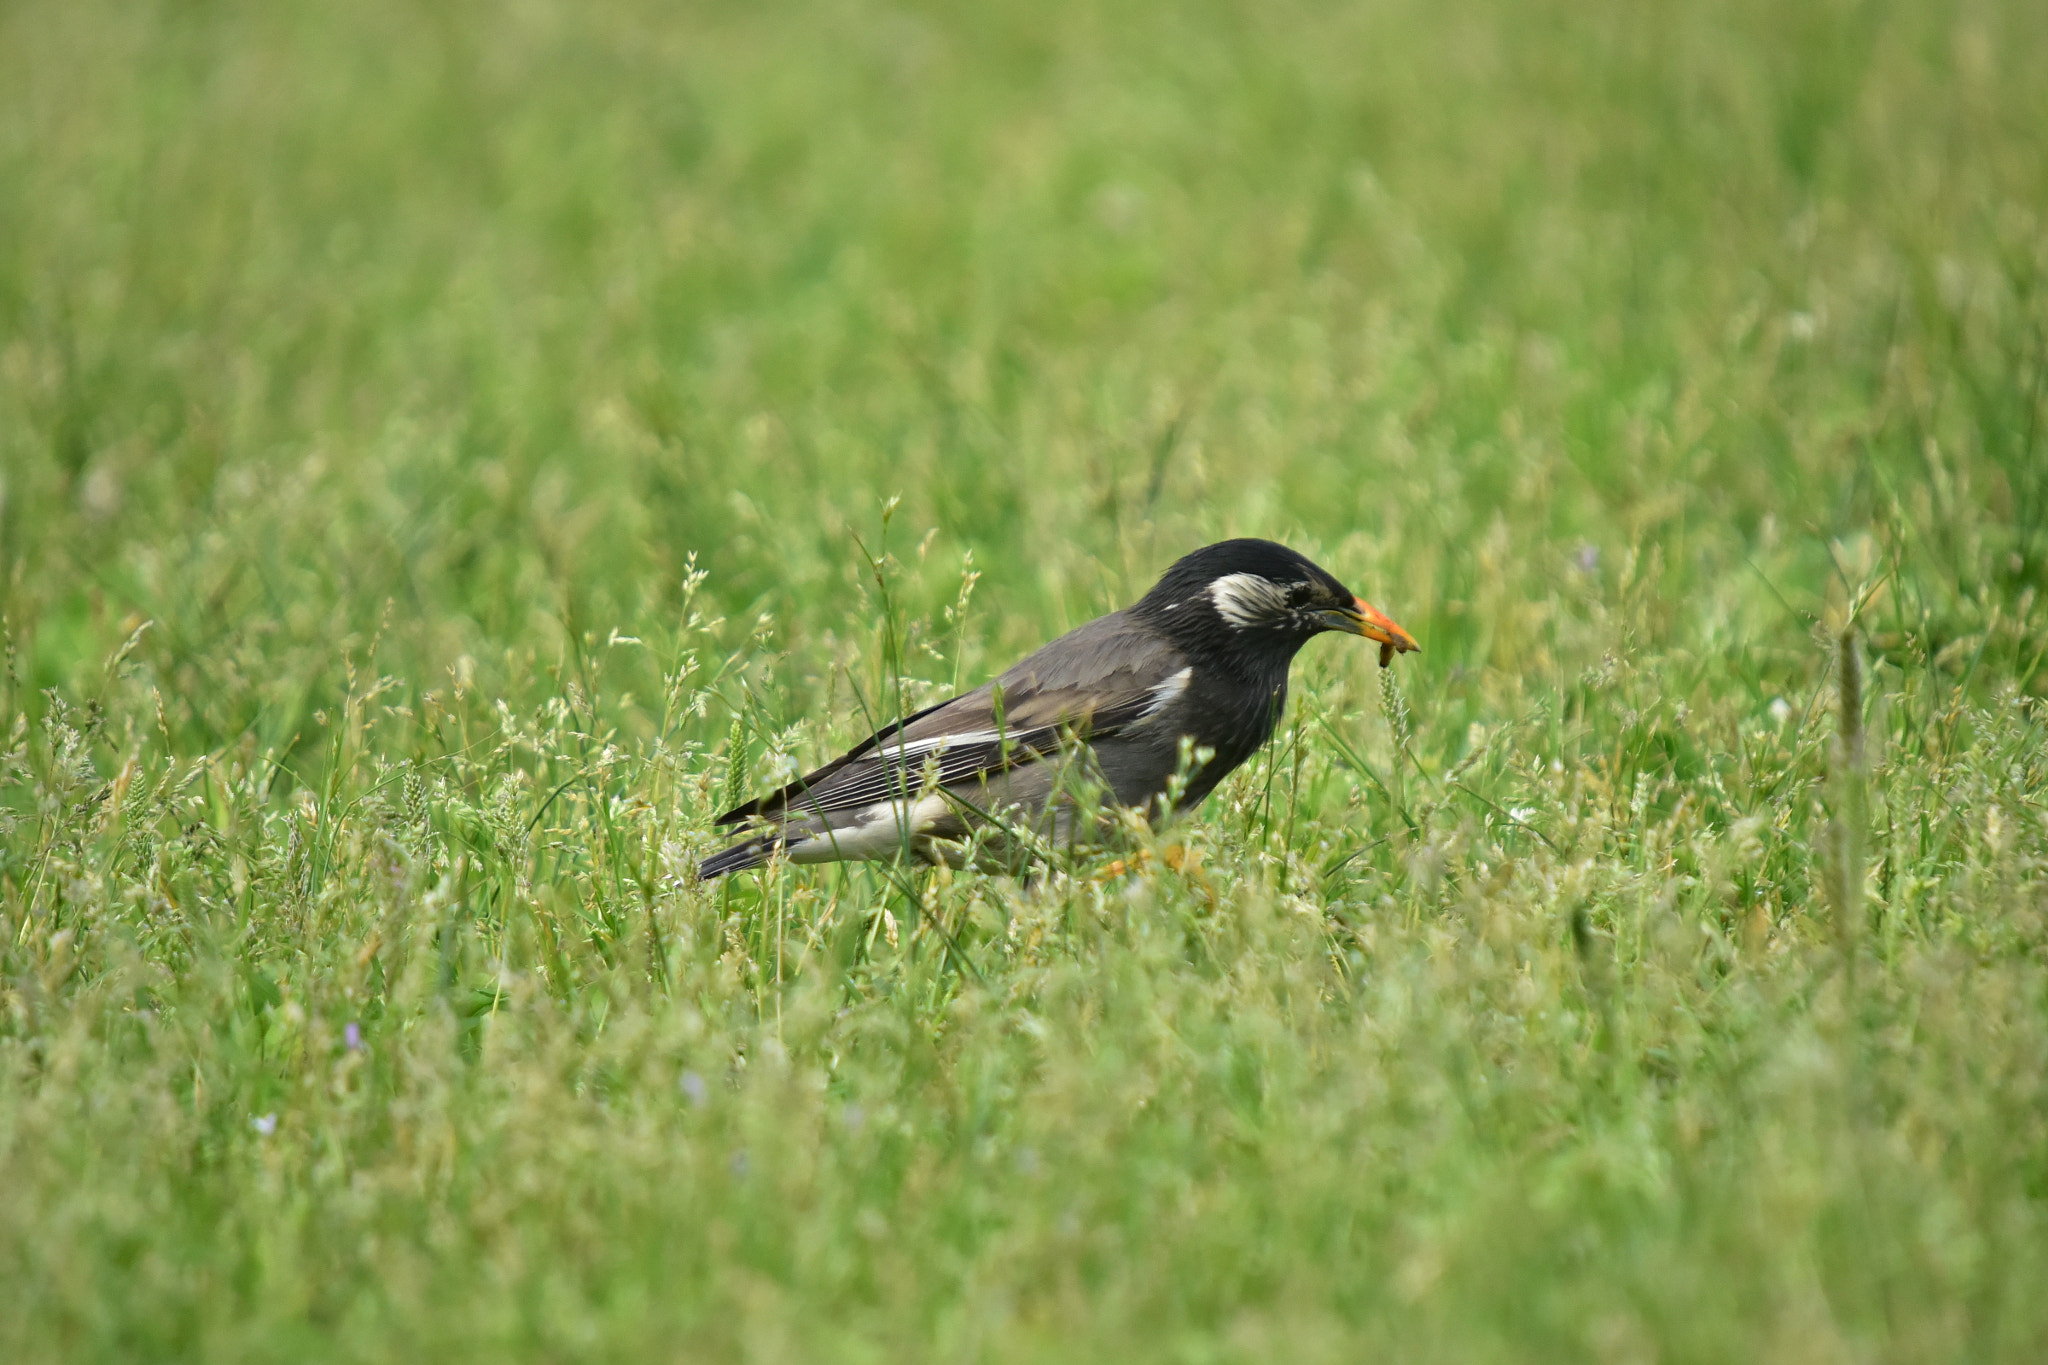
[697, 831, 783, 880]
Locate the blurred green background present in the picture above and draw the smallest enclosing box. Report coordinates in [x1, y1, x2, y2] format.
[4, 0, 2047, 1360]
[6, 0, 2042, 728]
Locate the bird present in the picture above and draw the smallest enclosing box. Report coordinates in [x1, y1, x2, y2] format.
[698, 538, 1417, 878]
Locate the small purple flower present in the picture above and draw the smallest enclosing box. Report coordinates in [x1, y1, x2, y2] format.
[344, 1022, 363, 1052]
[680, 1070, 708, 1107]
[252, 1113, 277, 1136]
[1577, 544, 1600, 572]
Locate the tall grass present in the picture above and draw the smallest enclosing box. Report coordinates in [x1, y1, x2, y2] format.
[3, 0, 2046, 1359]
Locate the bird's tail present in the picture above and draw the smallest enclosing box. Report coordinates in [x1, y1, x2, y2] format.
[697, 830, 784, 880]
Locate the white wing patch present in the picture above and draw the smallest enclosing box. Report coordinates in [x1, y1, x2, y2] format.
[1207, 572, 1292, 627]
[1142, 666, 1193, 718]
[787, 792, 953, 863]
[879, 730, 1006, 759]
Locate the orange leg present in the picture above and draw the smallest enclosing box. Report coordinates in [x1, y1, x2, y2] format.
[1095, 845, 1214, 899]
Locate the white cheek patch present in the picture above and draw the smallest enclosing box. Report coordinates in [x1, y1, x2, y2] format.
[1207, 573, 1294, 627]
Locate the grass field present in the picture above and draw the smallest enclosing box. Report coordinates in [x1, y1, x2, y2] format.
[4, 0, 2048, 1358]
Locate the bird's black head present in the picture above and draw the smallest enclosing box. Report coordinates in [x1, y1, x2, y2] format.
[1133, 538, 1418, 671]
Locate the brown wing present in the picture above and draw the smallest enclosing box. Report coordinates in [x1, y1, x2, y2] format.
[714, 610, 1187, 826]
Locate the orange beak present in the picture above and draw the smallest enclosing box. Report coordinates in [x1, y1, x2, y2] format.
[1324, 596, 1419, 667]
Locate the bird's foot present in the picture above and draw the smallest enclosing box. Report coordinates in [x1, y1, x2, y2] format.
[1095, 844, 1209, 887]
